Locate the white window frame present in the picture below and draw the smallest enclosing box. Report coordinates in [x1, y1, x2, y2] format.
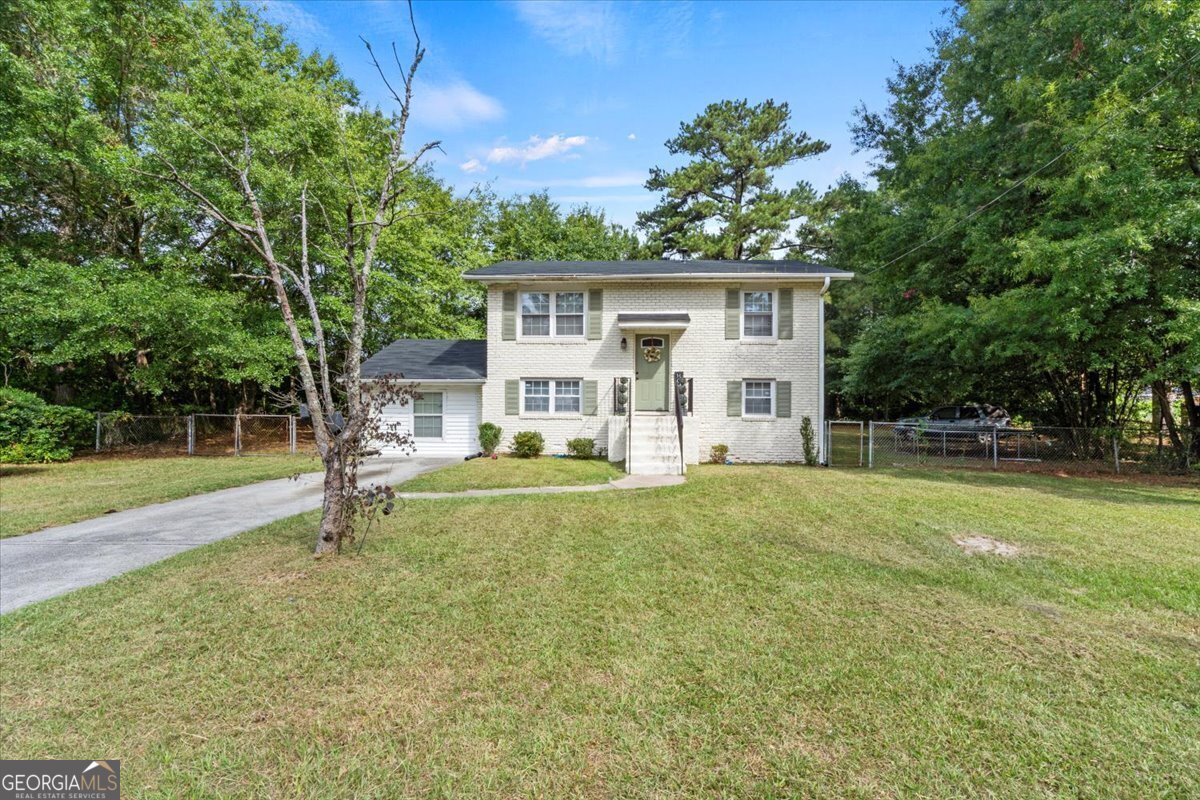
[518, 290, 587, 340]
[521, 378, 583, 416]
[741, 289, 778, 341]
[412, 391, 444, 440]
[742, 379, 776, 418]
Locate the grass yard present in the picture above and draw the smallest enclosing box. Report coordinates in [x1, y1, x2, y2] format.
[0, 454, 320, 537]
[2, 466, 1198, 798]
[395, 454, 624, 492]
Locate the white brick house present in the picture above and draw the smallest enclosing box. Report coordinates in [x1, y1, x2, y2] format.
[362, 260, 852, 473]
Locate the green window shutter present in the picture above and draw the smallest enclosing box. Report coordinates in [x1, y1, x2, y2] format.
[587, 289, 603, 340]
[776, 381, 791, 418]
[502, 290, 516, 340]
[583, 380, 598, 415]
[778, 289, 793, 340]
[725, 289, 740, 339]
[505, 379, 519, 415]
[727, 380, 742, 416]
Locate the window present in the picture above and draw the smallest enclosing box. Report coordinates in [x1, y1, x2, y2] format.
[555, 380, 581, 413]
[521, 291, 585, 338]
[743, 291, 775, 338]
[521, 292, 550, 336]
[555, 292, 584, 336]
[524, 379, 581, 414]
[523, 380, 550, 413]
[743, 380, 775, 417]
[413, 392, 443, 438]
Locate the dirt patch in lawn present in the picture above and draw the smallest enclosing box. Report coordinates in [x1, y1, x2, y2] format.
[954, 535, 1021, 557]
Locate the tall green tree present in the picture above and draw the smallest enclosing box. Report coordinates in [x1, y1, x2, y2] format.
[489, 191, 640, 261]
[637, 99, 829, 260]
[831, 0, 1199, 454]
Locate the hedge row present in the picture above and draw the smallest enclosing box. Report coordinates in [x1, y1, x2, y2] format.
[0, 388, 93, 464]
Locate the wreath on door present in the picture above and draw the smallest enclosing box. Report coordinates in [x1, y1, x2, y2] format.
[641, 338, 664, 363]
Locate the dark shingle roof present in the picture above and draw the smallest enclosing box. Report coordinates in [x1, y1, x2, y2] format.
[464, 260, 853, 280]
[616, 313, 691, 324]
[360, 339, 486, 380]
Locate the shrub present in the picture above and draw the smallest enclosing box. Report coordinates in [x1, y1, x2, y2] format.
[800, 416, 818, 465]
[511, 430, 545, 458]
[566, 437, 595, 458]
[478, 422, 502, 456]
[709, 443, 729, 464]
[0, 388, 94, 464]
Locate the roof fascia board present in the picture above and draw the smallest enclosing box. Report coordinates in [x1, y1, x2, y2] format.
[464, 272, 854, 283]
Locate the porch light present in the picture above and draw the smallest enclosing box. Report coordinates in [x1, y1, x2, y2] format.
[620, 336, 627, 350]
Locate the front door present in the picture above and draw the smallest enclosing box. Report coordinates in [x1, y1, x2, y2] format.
[635, 334, 670, 411]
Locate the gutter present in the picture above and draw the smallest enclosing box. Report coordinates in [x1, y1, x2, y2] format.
[818, 276, 830, 464]
[463, 272, 855, 283]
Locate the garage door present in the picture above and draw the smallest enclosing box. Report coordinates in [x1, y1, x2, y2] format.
[374, 384, 481, 458]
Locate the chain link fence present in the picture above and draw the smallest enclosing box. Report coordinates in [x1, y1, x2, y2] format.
[826, 420, 1195, 475]
[95, 413, 302, 456]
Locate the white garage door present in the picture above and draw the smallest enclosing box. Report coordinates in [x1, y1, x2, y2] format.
[374, 383, 481, 458]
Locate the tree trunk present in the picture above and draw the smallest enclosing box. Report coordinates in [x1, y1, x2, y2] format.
[315, 450, 349, 555]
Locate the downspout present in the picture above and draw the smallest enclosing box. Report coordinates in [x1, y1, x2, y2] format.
[817, 276, 830, 465]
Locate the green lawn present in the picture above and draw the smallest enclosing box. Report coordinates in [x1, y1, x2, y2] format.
[0, 454, 320, 537]
[2, 466, 1198, 797]
[395, 454, 624, 492]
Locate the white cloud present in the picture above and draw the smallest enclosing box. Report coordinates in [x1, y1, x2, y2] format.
[627, 133, 637, 141]
[459, 158, 487, 174]
[487, 134, 589, 164]
[511, 0, 622, 63]
[412, 81, 504, 130]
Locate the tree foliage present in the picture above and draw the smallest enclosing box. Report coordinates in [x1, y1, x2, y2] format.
[637, 99, 829, 260]
[827, 0, 1199, 448]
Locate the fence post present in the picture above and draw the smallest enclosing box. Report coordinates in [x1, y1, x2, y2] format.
[235, 414, 242, 456]
[868, 422, 875, 469]
[187, 415, 195, 456]
[992, 427, 999, 468]
[95, 413, 101, 452]
[1113, 434, 1120, 474]
[824, 420, 832, 467]
[289, 415, 297, 454]
[858, 421, 865, 467]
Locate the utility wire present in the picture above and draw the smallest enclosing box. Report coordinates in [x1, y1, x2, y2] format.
[863, 45, 1200, 277]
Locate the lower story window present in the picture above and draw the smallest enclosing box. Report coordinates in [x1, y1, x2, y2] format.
[413, 392, 443, 438]
[743, 380, 774, 417]
[524, 379, 581, 414]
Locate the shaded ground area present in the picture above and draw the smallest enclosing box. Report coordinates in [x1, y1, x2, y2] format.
[2, 466, 1198, 797]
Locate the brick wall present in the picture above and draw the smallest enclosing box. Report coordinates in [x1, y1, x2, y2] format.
[481, 281, 824, 463]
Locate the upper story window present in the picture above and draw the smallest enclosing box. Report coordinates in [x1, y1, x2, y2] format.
[742, 291, 776, 338]
[521, 291, 585, 338]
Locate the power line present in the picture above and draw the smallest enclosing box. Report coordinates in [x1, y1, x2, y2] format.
[864, 45, 1200, 277]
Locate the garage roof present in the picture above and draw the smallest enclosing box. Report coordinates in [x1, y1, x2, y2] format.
[360, 339, 486, 381]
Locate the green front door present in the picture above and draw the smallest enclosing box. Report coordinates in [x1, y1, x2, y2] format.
[634, 335, 670, 411]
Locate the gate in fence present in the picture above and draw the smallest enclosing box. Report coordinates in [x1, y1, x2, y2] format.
[825, 420, 1193, 475]
[96, 413, 300, 456]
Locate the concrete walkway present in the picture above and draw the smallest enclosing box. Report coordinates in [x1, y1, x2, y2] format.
[0, 458, 455, 614]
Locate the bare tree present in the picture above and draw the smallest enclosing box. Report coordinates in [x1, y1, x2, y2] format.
[139, 3, 437, 555]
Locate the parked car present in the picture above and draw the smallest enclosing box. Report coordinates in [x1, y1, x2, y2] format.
[895, 404, 1011, 443]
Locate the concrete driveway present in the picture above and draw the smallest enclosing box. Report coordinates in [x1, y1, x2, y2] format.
[0, 457, 455, 614]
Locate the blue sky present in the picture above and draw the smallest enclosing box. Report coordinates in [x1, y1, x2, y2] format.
[261, 0, 951, 228]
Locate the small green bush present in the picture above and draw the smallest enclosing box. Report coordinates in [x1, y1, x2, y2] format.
[709, 443, 729, 464]
[800, 416, 818, 466]
[511, 430, 545, 458]
[0, 387, 94, 464]
[478, 422, 502, 456]
[566, 437, 595, 458]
